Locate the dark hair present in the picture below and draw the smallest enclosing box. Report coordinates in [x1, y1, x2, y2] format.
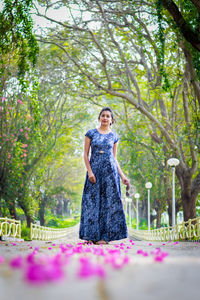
[98, 107, 115, 126]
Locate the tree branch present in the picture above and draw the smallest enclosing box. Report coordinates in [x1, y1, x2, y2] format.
[161, 0, 200, 51]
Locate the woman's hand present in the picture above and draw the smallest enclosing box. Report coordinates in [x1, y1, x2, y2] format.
[88, 171, 96, 184]
[122, 176, 130, 186]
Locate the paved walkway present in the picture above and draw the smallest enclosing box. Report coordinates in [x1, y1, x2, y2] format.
[1, 224, 200, 300]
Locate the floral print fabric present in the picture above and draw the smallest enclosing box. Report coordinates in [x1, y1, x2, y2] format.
[79, 128, 128, 242]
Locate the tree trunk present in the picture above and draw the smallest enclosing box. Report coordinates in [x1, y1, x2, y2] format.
[176, 168, 197, 222]
[0, 199, 2, 217]
[156, 210, 162, 228]
[39, 201, 45, 226]
[56, 200, 63, 216]
[26, 215, 34, 228]
[161, 0, 200, 51]
[182, 192, 196, 222]
[140, 199, 147, 220]
[8, 202, 17, 219]
[18, 201, 34, 228]
[63, 199, 70, 216]
[167, 204, 172, 227]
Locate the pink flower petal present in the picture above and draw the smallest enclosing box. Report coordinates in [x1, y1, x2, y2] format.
[173, 241, 179, 245]
[154, 256, 164, 262]
[25, 263, 64, 284]
[108, 255, 129, 269]
[26, 253, 36, 264]
[10, 256, 23, 268]
[0, 256, 5, 264]
[66, 243, 73, 248]
[77, 257, 106, 279]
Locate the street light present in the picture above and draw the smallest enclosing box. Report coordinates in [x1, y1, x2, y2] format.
[134, 193, 140, 230]
[145, 182, 152, 231]
[125, 197, 132, 227]
[167, 158, 180, 227]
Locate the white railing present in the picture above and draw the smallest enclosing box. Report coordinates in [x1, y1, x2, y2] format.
[128, 217, 200, 241]
[30, 223, 78, 240]
[0, 217, 21, 238]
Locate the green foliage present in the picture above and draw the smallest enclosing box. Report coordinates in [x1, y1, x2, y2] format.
[127, 214, 154, 230]
[160, 0, 200, 81]
[156, 0, 170, 92]
[0, 0, 39, 87]
[45, 214, 80, 228]
[1, 0, 199, 227]
[21, 222, 31, 240]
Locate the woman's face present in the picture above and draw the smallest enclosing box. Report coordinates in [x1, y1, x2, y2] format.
[99, 110, 112, 126]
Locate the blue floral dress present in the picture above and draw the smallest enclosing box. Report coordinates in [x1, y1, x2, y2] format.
[79, 128, 128, 242]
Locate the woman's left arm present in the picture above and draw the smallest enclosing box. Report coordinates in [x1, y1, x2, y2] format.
[113, 142, 130, 185]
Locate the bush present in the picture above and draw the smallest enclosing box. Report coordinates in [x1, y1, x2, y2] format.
[21, 222, 31, 241]
[126, 215, 154, 230]
[45, 214, 80, 228]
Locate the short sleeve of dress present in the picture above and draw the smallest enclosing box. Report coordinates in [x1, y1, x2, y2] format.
[114, 132, 119, 144]
[85, 129, 93, 140]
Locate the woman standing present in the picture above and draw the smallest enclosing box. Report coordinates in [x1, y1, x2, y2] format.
[79, 107, 130, 245]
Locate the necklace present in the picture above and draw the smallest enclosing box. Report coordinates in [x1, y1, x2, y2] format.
[97, 127, 112, 134]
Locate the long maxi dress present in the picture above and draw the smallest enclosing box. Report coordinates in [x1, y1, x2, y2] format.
[79, 128, 128, 242]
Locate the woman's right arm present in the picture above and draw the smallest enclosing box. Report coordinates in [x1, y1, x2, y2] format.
[84, 136, 96, 183]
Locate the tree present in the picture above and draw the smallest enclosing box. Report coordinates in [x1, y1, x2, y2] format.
[35, 0, 200, 222]
[160, 0, 200, 52]
[0, 0, 39, 92]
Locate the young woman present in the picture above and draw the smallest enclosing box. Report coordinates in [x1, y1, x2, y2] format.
[79, 107, 130, 245]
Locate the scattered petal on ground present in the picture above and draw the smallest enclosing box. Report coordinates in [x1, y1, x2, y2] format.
[0, 256, 5, 264]
[137, 249, 143, 254]
[10, 256, 24, 269]
[4, 238, 171, 285]
[173, 241, 179, 245]
[77, 256, 106, 279]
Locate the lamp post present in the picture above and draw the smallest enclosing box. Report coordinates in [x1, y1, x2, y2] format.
[134, 193, 140, 230]
[167, 158, 180, 227]
[125, 197, 128, 217]
[126, 198, 132, 227]
[145, 182, 152, 231]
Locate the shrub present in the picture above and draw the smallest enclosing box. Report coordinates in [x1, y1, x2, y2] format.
[21, 222, 31, 241]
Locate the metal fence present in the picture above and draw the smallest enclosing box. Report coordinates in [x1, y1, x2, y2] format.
[1, 216, 199, 242]
[30, 223, 78, 240]
[0, 217, 21, 239]
[128, 217, 200, 241]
